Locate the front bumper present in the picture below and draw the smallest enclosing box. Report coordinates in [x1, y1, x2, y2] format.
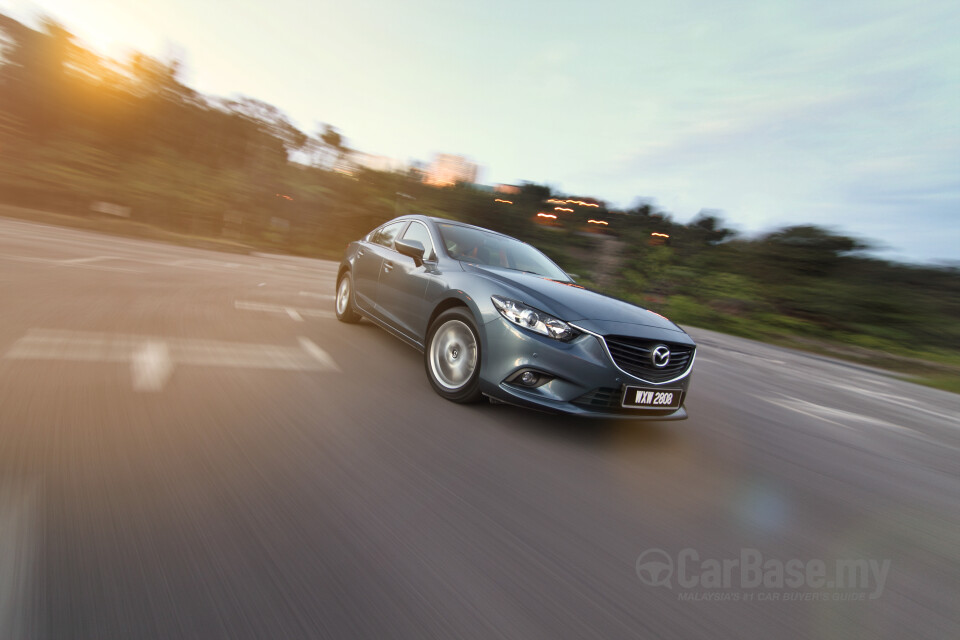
[478, 317, 693, 420]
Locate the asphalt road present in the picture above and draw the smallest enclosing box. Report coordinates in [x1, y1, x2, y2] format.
[1, 218, 958, 639]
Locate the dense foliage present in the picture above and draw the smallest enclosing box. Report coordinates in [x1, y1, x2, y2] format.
[1, 14, 957, 370]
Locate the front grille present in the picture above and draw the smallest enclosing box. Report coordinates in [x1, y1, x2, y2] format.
[603, 336, 694, 383]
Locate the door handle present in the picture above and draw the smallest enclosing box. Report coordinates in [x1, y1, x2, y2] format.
[357, 249, 365, 257]
[383, 260, 394, 272]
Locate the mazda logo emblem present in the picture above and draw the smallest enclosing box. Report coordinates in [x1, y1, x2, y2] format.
[651, 345, 671, 368]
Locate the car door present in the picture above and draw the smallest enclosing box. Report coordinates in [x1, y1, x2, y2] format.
[376, 220, 439, 342]
[353, 221, 405, 315]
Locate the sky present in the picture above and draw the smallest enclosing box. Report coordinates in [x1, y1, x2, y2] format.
[2, 0, 958, 263]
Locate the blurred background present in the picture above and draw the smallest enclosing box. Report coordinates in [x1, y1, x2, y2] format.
[0, 3, 958, 639]
[0, 9, 957, 389]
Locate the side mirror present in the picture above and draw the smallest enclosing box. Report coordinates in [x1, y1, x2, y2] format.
[395, 238, 426, 266]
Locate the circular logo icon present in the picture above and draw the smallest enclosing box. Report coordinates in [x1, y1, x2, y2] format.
[651, 345, 671, 368]
[636, 548, 674, 587]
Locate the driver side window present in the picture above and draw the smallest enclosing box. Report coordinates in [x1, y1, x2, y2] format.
[373, 221, 405, 249]
[400, 222, 436, 261]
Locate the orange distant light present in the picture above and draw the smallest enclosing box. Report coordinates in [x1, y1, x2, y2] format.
[537, 213, 558, 219]
[495, 199, 513, 204]
[651, 232, 670, 238]
[547, 198, 600, 207]
[554, 207, 573, 212]
[587, 219, 608, 225]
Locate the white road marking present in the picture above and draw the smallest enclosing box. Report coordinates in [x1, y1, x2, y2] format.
[131, 341, 174, 392]
[762, 396, 860, 432]
[297, 309, 335, 319]
[298, 337, 341, 372]
[253, 252, 340, 268]
[0, 484, 37, 639]
[234, 300, 335, 320]
[235, 300, 287, 313]
[170, 259, 241, 269]
[235, 300, 285, 312]
[767, 396, 906, 431]
[757, 394, 958, 450]
[45, 255, 142, 273]
[0, 254, 51, 264]
[714, 350, 786, 366]
[285, 307, 304, 322]
[6, 330, 133, 362]
[832, 383, 960, 426]
[4, 252, 161, 273]
[58, 262, 142, 273]
[699, 347, 917, 402]
[4, 330, 339, 389]
[58, 256, 110, 264]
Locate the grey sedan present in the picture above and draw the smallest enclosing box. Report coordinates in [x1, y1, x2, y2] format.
[335, 215, 695, 419]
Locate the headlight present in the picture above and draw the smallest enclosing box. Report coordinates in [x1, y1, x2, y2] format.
[491, 295, 578, 341]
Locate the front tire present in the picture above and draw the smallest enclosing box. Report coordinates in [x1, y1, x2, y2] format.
[335, 272, 361, 323]
[425, 308, 483, 403]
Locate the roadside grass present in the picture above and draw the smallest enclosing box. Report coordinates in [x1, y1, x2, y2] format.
[658, 297, 960, 394]
[912, 375, 960, 394]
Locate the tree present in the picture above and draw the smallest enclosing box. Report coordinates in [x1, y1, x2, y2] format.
[753, 225, 870, 279]
[319, 123, 347, 170]
[688, 210, 736, 245]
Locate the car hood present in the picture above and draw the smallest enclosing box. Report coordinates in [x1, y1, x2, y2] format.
[461, 263, 685, 333]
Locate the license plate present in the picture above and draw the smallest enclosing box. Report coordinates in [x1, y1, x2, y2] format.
[621, 386, 683, 410]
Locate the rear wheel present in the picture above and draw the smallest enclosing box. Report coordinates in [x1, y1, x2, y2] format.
[425, 308, 483, 403]
[335, 272, 361, 323]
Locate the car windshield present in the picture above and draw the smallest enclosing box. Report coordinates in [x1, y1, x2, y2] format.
[436, 223, 572, 282]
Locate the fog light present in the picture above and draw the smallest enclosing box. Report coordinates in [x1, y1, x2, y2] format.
[520, 371, 539, 386]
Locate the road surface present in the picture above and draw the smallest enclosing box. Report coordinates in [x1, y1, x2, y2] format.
[1, 218, 958, 639]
